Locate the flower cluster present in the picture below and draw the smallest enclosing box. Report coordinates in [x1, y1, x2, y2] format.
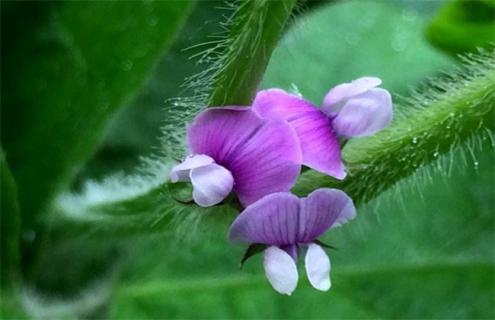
[170, 77, 392, 295]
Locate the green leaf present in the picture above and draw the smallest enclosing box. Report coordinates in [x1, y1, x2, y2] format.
[109, 145, 494, 319]
[427, 0, 495, 55]
[0, 151, 21, 290]
[1, 1, 193, 228]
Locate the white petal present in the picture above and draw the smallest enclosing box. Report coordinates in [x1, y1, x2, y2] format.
[263, 246, 298, 295]
[169, 154, 214, 182]
[305, 243, 331, 291]
[322, 77, 382, 114]
[332, 88, 392, 137]
[190, 163, 234, 207]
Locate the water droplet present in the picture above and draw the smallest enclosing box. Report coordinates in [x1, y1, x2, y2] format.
[474, 161, 479, 167]
[412, 137, 418, 144]
[433, 152, 439, 157]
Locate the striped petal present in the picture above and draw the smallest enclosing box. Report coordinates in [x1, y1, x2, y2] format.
[253, 89, 345, 179]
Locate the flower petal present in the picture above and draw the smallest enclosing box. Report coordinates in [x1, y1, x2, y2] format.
[188, 107, 301, 206]
[169, 154, 214, 182]
[229, 188, 356, 245]
[322, 77, 382, 114]
[264, 246, 298, 295]
[190, 163, 234, 207]
[305, 243, 331, 291]
[332, 88, 392, 137]
[228, 192, 300, 246]
[253, 89, 345, 179]
[298, 188, 356, 243]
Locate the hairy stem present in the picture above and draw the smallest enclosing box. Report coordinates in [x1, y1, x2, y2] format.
[208, 0, 297, 106]
[293, 53, 495, 204]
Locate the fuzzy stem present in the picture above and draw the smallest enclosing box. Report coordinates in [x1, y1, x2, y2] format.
[208, 0, 297, 106]
[293, 54, 495, 204]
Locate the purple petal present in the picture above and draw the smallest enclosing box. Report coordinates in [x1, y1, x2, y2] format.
[298, 188, 356, 243]
[190, 163, 234, 207]
[228, 188, 355, 246]
[305, 243, 331, 291]
[322, 77, 382, 114]
[169, 154, 214, 183]
[332, 88, 393, 137]
[264, 246, 298, 295]
[188, 107, 302, 206]
[228, 193, 300, 246]
[253, 89, 345, 179]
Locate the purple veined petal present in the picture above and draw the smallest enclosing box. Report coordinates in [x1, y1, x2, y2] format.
[228, 188, 355, 246]
[253, 89, 346, 180]
[188, 107, 302, 206]
[169, 154, 214, 183]
[305, 243, 331, 291]
[322, 77, 382, 115]
[228, 192, 300, 246]
[332, 88, 393, 137]
[187, 107, 265, 164]
[264, 246, 299, 295]
[190, 163, 234, 207]
[298, 188, 356, 243]
[227, 119, 302, 205]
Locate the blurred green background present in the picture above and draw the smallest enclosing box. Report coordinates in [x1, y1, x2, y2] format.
[1, 0, 494, 318]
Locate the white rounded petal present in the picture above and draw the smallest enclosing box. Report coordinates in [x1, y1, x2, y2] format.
[332, 88, 393, 137]
[169, 154, 214, 182]
[322, 77, 382, 114]
[305, 243, 331, 291]
[190, 163, 234, 207]
[263, 246, 298, 295]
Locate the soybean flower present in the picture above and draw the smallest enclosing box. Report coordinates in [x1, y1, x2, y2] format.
[229, 188, 356, 295]
[253, 77, 392, 179]
[170, 107, 302, 207]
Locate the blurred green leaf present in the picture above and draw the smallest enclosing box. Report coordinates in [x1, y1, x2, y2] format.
[427, 0, 495, 55]
[1, 1, 193, 228]
[1, 151, 21, 290]
[109, 144, 494, 319]
[262, 0, 453, 102]
[0, 292, 27, 319]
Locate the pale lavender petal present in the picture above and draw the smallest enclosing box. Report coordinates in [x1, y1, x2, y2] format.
[190, 163, 234, 207]
[188, 107, 301, 206]
[322, 77, 382, 114]
[305, 243, 331, 291]
[169, 154, 214, 182]
[298, 188, 356, 243]
[264, 246, 298, 295]
[332, 88, 392, 137]
[228, 192, 300, 246]
[253, 89, 345, 179]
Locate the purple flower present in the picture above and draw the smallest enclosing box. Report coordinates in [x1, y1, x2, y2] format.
[170, 107, 302, 207]
[228, 188, 356, 295]
[252, 77, 393, 179]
